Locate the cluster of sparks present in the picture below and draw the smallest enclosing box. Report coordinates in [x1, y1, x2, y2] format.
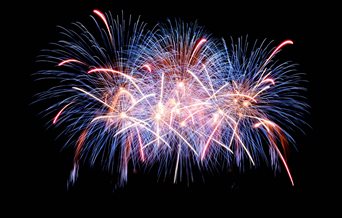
[36, 10, 307, 187]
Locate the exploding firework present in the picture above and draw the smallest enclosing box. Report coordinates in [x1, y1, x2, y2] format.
[35, 10, 307, 187]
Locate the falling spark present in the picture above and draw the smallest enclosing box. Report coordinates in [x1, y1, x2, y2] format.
[53, 102, 73, 124]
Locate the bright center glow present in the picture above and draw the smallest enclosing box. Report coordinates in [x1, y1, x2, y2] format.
[120, 112, 127, 119]
[155, 113, 162, 120]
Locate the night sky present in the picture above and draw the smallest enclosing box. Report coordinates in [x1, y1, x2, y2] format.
[3, 0, 338, 216]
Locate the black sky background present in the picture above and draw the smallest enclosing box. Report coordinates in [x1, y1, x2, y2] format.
[3, 0, 339, 216]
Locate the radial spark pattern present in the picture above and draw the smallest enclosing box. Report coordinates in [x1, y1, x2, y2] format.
[35, 10, 307, 187]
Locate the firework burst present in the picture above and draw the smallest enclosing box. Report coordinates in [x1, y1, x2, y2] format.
[35, 10, 307, 187]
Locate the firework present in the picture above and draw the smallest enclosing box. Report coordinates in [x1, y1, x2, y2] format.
[35, 10, 307, 187]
